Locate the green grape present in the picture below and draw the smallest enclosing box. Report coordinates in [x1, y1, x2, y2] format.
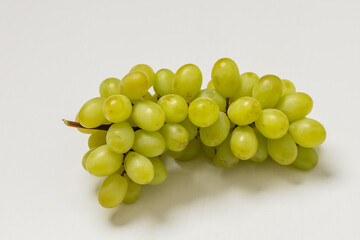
[124, 152, 155, 185]
[233, 72, 259, 99]
[173, 138, 202, 161]
[252, 74, 283, 108]
[159, 123, 189, 151]
[173, 64, 202, 101]
[281, 79, 296, 96]
[131, 92, 157, 105]
[195, 88, 226, 112]
[98, 173, 128, 208]
[82, 148, 95, 171]
[106, 122, 134, 153]
[132, 130, 166, 157]
[200, 112, 230, 147]
[86, 145, 123, 177]
[157, 94, 188, 123]
[123, 174, 142, 204]
[99, 77, 121, 98]
[179, 117, 198, 140]
[214, 136, 239, 168]
[103, 94, 132, 123]
[75, 113, 98, 134]
[207, 80, 214, 89]
[154, 69, 174, 96]
[131, 100, 165, 131]
[166, 149, 185, 159]
[250, 129, 268, 162]
[230, 126, 258, 160]
[201, 143, 215, 160]
[227, 97, 262, 125]
[149, 157, 167, 185]
[267, 133, 297, 165]
[275, 92, 313, 122]
[255, 109, 289, 139]
[292, 146, 318, 170]
[211, 58, 241, 98]
[188, 97, 219, 127]
[120, 72, 150, 100]
[79, 97, 107, 128]
[130, 64, 155, 87]
[289, 118, 326, 148]
[88, 131, 107, 149]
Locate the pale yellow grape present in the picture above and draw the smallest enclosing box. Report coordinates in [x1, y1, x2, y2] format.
[154, 69, 174, 96]
[123, 174, 142, 204]
[98, 173, 128, 208]
[171, 138, 202, 161]
[267, 133, 297, 165]
[255, 109, 289, 139]
[251, 129, 268, 162]
[130, 64, 155, 87]
[99, 77, 121, 98]
[132, 130, 166, 157]
[79, 97, 107, 128]
[289, 118, 326, 147]
[106, 122, 134, 153]
[292, 146, 318, 170]
[131, 100, 165, 131]
[76, 113, 97, 134]
[233, 72, 259, 98]
[211, 58, 241, 98]
[86, 145, 123, 177]
[281, 79, 296, 96]
[252, 75, 283, 108]
[82, 148, 95, 171]
[179, 117, 198, 140]
[160, 123, 189, 151]
[230, 126, 258, 160]
[149, 157, 167, 185]
[88, 131, 107, 149]
[173, 64, 202, 101]
[120, 72, 150, 100]
[214, 136, 239, 168]
[227, 97, 262, 125]
[188, 97, 219, 127]
[200, 112, 230, 147]
[202, 143, 215, 160]
[125, 152, 155, 185]
[207, 80, 214, 89]
[103, 94, 132, 123]
[195, 88, 226, 112]
[275, 92, 313, 122]
[157, 94, 188, 123]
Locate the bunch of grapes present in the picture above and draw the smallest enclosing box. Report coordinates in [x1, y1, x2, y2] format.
[64, 58, 326, 208]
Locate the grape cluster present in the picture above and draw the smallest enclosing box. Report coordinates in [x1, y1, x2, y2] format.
[71, 58, 326, 208]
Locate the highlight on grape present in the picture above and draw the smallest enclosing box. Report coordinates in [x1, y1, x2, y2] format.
[64, 58, 326, 208]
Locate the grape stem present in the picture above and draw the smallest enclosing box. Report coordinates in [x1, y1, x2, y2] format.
[62, 119, 111, 131]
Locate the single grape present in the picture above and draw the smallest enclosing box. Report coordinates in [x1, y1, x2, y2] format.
[179, 117, 198, 140]
[214, 136, 239, 168]
[79, 97, 108, 128]
[252, 74, 283, 108]
[211, 58, 241, 98]
[99, 77, 121, 98]
[98, 173, 128, 208]
[106, 122, 134, 153]
[267, 133, 297, 165]
[88, 131, 107, 149]
[255, 109, 289, 139]
[172, 138, 202, 161]
[195, 88, 226, 112]
[227, 97, 262, 125]
[207, 80, 214, 89]
[129, 64, 155, 87]
[200, 112, 230, 147]
[86, 145, 123, 177]
[76, 113, 98, 134]
[123, 174, 142, 204]
[202, 143, 215, 161]
[281, 79, 296, 96]
[131, 100, 165, 131]
[250, 128, 268, 162]
[173, 64, 202, 101]
[188, 97, 219, 127]
[149, 157, 167, 185]
[120, 72, 150, 100]
[159, 123, 189, 151]
[82, 148, 95, 171]
[292, 146, 318, 170]
[289, 118, 326, 147]
[132, 130, 166, 157]
[103, 94, 132, 123]
[230, 126, 258, 160]
[233, 72, 259, 99]
[157, 94, 188, 123]
[124, 152, 155, 185]
[275, 92, 313, 122]
[154, 69, 174, 97]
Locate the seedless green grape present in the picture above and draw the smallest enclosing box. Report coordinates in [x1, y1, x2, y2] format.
[281, 79, 296, 96]
[233, 72, 259, 99]
[267, 133, 297, 165]
[154, 69, 174, 97]
[179, 117, 198, 140]
[82, 148, 95, 170]
[173, 64, 202, 101]
[211, 58, 240, 98]
[230, 126, 258, 160]
[200, 112, 230, 147]
[132, 130, 166, 157]
[88, 131, 107, 149]
[160, 123, 189, 151]
[214, 136, 239, 168]
[251, 128, 268, 162]
[131, 100, 165, 131]
[289, 118, 326, 148]
[75, 113, 98, 134]
[275, 92, 313, 122]
[149, 157, 167, 185]
[188, 97, 219, 127]
[202, 143, 215, 160]
[255, 109, 289, 139]
[227, 97, 262, 125]
[98, 173, 128, 208]
[172, 138, 202, 161]
[292, 146, 318, 170]
[86, 145, 123, 177]
[123, 174, 142, 204]
[99, 77, 121, 98]
[125, 152, 155, 185]
[103, 94, 132, 123]
[130, 64, 155, 87]
[106, 122, 134, 153]
[252, 74, 283, 108]
[79, 97, 108, 128]
[195, 88, 226, 112]
[157, 94, 188, 123]
[120, 72, 150, 100]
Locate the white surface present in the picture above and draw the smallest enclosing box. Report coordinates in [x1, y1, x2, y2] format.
[1, 0, 360, 239]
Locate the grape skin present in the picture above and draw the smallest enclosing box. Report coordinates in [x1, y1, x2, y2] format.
[98, 173, 128, 208]
[281, 79, 296, 96]
[200, 112, 230, 147]
[123, 174, 142, 204]
[267, 133, 297, 165]
[160, 123, 189, 152]
[173, 64, 202, 101]
[157, 94, 188, 123]
[275, 92, 313, 122]
[103, 94, 132, 123]
[86, 145, 123, 177]
[230, 126, 258, 160]
[252, 74, 283, 109]
[154, 69, 174, 97]
[149, 157, 167, 185]
[125, 152, 155, 185]
[289, 118, 326, 148]
[88, 131, 107, 149]
[195, 88, 227, 112]
[99, 77, 121, 98]
[188, 97, 219, 127]
[106, 122, 135, 153]
[132, 130, 166, 157]
[131, 100, 165, 131]
[120, 72, 150, 100]
[227, 97, 262, 126]
[255, 109, 289, 139]
[79, 97, 108, 128]
[130, 64, 155, 87]
[292, 146, 319, 170]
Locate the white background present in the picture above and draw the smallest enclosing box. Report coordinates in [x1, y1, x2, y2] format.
[1, 0, 359, 239]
